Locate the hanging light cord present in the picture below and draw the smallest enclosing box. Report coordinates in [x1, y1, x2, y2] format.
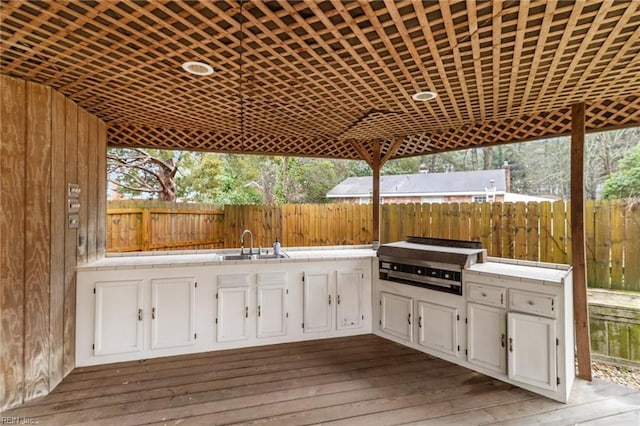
[239, 0, 245, 149]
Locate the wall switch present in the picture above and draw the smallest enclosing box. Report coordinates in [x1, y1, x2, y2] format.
[68, 199, 80, 213]
[68, 183, 80, 197]
[68, 214, 79, 229]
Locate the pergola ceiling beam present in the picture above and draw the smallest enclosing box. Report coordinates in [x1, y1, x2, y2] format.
[349, 140, 374, 167]
[380, 137, 403, 166]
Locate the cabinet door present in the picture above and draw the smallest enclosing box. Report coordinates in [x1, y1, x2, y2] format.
[217, 278, 250, 342]
[508, 312, 557, 391]
[418, 301, 458, 356]
[257, 274, 287, 338]
[303, 272, 332, 333]
[151, 277, 196, 349]
[380, 292, 413, 342]
[467, 303, 506, 374]
[336, 270, 363, 330]
[94, 280, 144, 356]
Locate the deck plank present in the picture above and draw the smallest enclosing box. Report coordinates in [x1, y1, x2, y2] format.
[3, 334, 638, 426]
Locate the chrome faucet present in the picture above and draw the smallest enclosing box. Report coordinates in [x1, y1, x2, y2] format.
[240, 229, 254, 255]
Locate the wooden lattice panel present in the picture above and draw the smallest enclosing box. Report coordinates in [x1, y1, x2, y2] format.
[108, 125, 363, 159]
[2, 1, 640, 158]
[109, 95, 640, 161]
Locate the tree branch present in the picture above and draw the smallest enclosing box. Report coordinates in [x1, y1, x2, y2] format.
[108, 179, 162, 194]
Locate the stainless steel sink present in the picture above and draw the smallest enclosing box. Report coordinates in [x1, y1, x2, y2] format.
[218, 253, 288, 261]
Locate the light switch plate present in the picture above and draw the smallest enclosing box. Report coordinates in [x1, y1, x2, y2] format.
[68, 183, 80, 198]
[68, 199, 80, 213]
[68, 214, 79, 229]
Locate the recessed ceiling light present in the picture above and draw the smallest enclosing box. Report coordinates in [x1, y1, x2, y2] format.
[412, 91, 438, 101]
[181, 61, 214, 76]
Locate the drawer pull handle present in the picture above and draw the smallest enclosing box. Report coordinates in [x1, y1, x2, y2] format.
[528, 300, 535, 305]
[408, 313, 411, 325]
[138, 309, 143, 321]
[481, 292, 487, 297]
[258, 305, 261, 317]
[152, 307, 156, 320]
[501, 333, 505, 348]
[328, 295, 332, 305]
[509, 337, 513, 352]
[418, 316, 422, 328]
[245, 306, 248, 318]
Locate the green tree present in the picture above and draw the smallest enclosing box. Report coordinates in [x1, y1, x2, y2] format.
[108, 148, 183, 201]
[601, 143, 640, 199]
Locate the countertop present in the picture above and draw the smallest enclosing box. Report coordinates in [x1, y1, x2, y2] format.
[77, 245, 377, 271]
[466, 257, 572, 284]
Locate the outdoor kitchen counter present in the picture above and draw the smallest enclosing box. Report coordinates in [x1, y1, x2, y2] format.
[466, 256, 572, 285]
[76, 245, 377, 271]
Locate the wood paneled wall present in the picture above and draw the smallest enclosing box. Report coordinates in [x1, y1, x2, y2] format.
[0, 75, 107, 411]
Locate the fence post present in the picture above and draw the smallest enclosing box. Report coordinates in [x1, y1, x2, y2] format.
[142, 208, 150, 251]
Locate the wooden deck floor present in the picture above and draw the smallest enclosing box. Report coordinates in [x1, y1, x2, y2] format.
[4, 335, 639, 425]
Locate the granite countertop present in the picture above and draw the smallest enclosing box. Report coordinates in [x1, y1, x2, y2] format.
[77, 245, 377, 271]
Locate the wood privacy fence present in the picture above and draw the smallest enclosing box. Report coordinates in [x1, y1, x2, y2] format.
[107, 199, 640, 291]
[107, 200, 224, 251]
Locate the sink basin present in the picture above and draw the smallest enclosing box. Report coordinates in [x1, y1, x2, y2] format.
[219, 253, 288, 261]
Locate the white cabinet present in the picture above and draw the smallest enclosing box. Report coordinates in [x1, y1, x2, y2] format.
[417, 301, 459, 357]
[303, 269, 365, 334]
[380, 292, 413, 342]
[94, 280, 144, 356]
[257, 273, 287, 338]
[217, 275, 250, 342]
[336, 270, 363, 330]
[376, 259, 572, 402]
[151, 277, 196, 349]
[303, 271, 332, 333]
[467, 302, 506, 374]
[76, 256, 372, 367]
[462, 265, 572, 402]
[508, 312, 557, 391]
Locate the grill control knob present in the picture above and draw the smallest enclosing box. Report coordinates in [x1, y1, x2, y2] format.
[393, 265, 398, 270]
[444, 273, 450, 279]
[417, 269, 422, 274]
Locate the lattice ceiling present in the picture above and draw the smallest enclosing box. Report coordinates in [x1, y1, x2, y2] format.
[2, 0, 640, 160]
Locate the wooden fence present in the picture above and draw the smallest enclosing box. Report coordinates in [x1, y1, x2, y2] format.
[107, 200, 224, 251]
[107, 199, 640, 291]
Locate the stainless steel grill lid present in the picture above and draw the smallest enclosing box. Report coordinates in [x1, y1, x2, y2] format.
[377, 236, 487, 268]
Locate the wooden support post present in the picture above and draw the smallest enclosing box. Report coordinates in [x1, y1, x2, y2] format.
[571, 103, 592, 381]
[372, 140, 381, 248]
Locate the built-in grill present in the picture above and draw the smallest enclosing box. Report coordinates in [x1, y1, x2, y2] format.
[377, 236, 487, 295]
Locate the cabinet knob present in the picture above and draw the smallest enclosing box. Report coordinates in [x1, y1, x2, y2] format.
[501, 333, 505, 348]
[418, 316, 422, 328]
[258, 305, 261, 317]
[508, 337, 513, 352]
[528, 300, 535, 305]
[328, 294, 332, 305]
[408, 313, 411, 325]
[152, 307, 156, 320]
[337, 295, 341, 305]
[137, 309, 143, 321]
[481, 292, 487, 297]
[245, 306, 248, 318]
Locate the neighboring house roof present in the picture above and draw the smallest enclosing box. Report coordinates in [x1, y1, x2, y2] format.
[327, 169, 508, 198]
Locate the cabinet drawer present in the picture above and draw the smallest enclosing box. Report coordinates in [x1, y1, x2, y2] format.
[467, 282, 505, 307]
[509, 289, 556, 318]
